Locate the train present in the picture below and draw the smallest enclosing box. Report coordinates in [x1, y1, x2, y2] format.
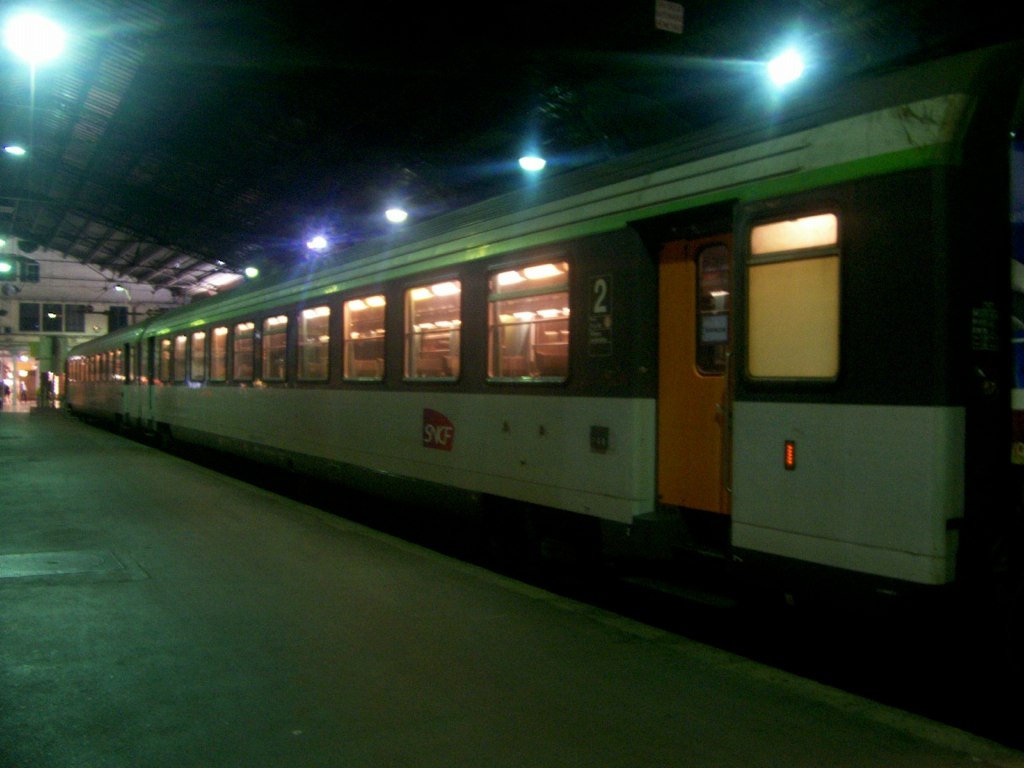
[66, 42, 1024, 633]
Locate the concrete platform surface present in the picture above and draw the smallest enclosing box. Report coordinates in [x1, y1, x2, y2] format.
[2, 410, 1023, 768]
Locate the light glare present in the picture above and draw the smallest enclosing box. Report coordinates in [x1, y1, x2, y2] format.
[519, 155, 546, 172]
[767, 48, 805, 87]
[4, 13, 66, 64]
[306, 235, 328, 251]
[385, 207, 408, 224]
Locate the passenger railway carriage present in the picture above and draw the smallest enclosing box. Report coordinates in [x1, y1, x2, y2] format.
[67, 43, 1024, 616]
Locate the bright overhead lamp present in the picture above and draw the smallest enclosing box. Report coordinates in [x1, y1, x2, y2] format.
[4, 13, 66, 65]
[519, 155, 546, 172]
[4, 145, 27, 156]
[306, 235, 329, 252]
[767, 48, 805, 88]
[385, 207, 408, 224]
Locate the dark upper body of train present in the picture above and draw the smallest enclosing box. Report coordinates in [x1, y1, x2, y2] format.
[68, 42, 1024, 610]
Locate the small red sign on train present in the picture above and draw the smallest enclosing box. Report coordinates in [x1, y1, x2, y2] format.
[422, 409, 455, 451]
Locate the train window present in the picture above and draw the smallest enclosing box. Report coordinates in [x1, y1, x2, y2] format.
[344, 295, 386, 380]
[298, 306, 330, 381]
[132, 343, 141, 382]
[159, 338, 172, 383]
[233, 322, 255, 381]
[142, 339, 153, 384]
[697, 246, 730, 374]
[747, 213, 840, 379]
[488, 261, 569, 381]
[405, 281, 461, 380]
[262, 315, 289, 381]
[173, 335, 187, 382]
[191, 331, 207, 381]
[210, 327, 228, 381]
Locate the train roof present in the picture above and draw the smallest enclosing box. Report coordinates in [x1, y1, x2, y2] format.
[69, 40, 1024, 355]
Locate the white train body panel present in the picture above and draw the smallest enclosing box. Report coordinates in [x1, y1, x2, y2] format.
[732, 403, 965, 584]
[153, 387, 656, 524]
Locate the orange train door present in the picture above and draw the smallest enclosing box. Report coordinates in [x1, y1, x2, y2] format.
[657, 235, 732, 514]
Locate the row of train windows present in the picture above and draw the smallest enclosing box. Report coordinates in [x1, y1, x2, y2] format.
[70, 211, 842, 385]
[72, 261, 571, 385]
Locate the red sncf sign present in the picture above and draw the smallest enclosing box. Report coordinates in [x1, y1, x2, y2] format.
[422, 408, 455, 451]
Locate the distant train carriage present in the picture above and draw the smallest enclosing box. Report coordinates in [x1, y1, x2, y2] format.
[67, 43, 1024, 614]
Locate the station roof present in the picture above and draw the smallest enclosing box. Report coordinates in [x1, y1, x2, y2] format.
[0, 0, 1017, 297]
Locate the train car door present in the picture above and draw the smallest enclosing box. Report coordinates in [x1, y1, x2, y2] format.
[657, 235, 732, 514]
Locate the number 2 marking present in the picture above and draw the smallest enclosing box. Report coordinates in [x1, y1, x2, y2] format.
[592, 277, 609, 314]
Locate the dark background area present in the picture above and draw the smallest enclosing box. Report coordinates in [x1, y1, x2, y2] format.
[1, 0, 1019, 294]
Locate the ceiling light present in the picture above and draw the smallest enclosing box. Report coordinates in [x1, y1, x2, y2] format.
[4, 13, 66, 65]
[385, 207, 408, 224]
[519, 155, 546, 172]
[3, 145, 27, 157]
[306, 235, 328, 252]
[430, 281, 460, 296]
[767, 48, 805, 88]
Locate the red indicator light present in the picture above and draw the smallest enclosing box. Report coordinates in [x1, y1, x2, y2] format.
[784, 440, 796, 471]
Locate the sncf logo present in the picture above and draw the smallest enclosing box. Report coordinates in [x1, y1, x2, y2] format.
[422, 409, 455, 451]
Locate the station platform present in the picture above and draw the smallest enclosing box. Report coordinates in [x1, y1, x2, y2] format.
[2, 409, 1022, 768]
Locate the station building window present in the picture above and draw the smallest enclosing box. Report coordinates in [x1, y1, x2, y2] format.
[488, 261, 569, 381]
[747, 213, 840, 379]
[109, 306, 129, 331]
[343, 295, 386, 380]
[43, 303, 63, 333]
[66, 304, 87, 333]
[262, 315, 288, 381]
[210, 327, 228, 381]
[173, 335, 188, 382]
[405, 281, 461, 380]
[298, 306, 330, 381]
[190, 331, 207, 381]
[18, 302, 40, 332]
[21, 258, 39, 283]
[233, 322, 255, 381]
